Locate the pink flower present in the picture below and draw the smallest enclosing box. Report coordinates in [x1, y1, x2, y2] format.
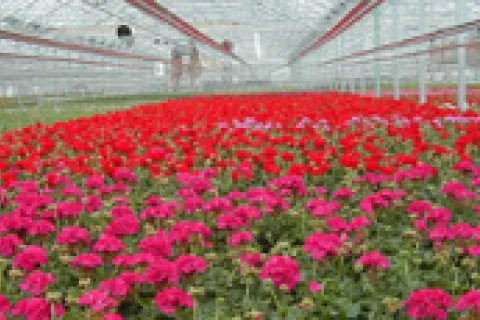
[259, 256, 300, 291]
[311, 201, 342, 218]
[429, 227, 454, 242]
[112, 196, 131, 206]
[233, 205, 263, 222]
[407, 201, 432, 217]
[315, 187, 328, 195]
[57, 226, 90, 245]
[110, 205, 134, 218]
[93, 234, 125, 253]
[472, 177, 480, 187]
[464, 245, 480, 257]
[403, 289, 452, 320]
[99, 277, 130, 298]
[175, 255, 209, 276]
[0, 234, 23, 257]
[78, 289, 118, 313]
[104, 313, 124, 320]
[112, 253, 154, 267]
[268, 175, 308, 197]
[138, 231, 172, 257]
[154, 287, 194, 314]
[441, 181, 477, 200]
[104, 215, 140, 237]
[349, 216, 371, 231]
[113, 167, 138, 184]
[326, 217, 350, 233]
[0, 295, 10, 313]
[118, 271, 146, 285]
[414, 219, 428, 232]
[441, 181, 466, 195]
[27, 220, 56, 236]
[332, 188, 354, 199]
[425, 208, 452, 227]
[239, 252, 264, 272]
[140, 205, 176, 221]
[13, 245, 48, 271]
[356, 250, 389, 270]
[84, 195, 103, 213]
[71, 253, 104, 269]
[303, 233, 343, 262]
[227, 231, 254, 247]
[450, 223, 473, 240]
[309, 281, 323, 293]
[203, 197, 233, 213]
[456, 290, 480, 313]
[85, 174, 105, 189]
[181, 196, 204, 214]
[216, 213, 247, 230]
[55, 200, 83, 219]
[19, 271, 55, 296]
[12, 298, 65, 320]
[170, 221, 212, 246]
[145, 258, 179, 284]
[61, 184, 83, 198]
[145, 195, 163, 207]
[359, 195, 389, 214]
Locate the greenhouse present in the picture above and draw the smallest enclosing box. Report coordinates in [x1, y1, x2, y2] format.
[0, 0, 479, 319]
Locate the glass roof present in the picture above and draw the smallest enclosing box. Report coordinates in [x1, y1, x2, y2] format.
[0, 0, 478, 87]
[0, 0, 342, 66]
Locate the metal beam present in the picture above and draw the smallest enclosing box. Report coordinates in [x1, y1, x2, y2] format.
[125, 0, 249, 65]
[0, 52, 151, 69]
[0, 29, 169, 62]
[311, 19, 480, 66]
[289, 0, 386, 65]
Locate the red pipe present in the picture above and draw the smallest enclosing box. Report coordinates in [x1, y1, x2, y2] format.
[0, 52, 151, 69]
[289, 0, 385, 64]
[0, 29, 169, 63]
[125, 0, 248, 65]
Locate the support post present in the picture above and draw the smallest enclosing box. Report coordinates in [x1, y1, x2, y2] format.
[456, 0, 468, 110]
[418, 0, 427, 104]
[373, 7, 381, 97]
[392, 0, 400, 100]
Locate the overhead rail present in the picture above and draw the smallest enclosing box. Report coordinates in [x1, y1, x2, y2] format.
[312, 19, 480, 66]
[125, 0, 249, 65]
[0, 29, 169, 63]
[0, 52, 152, 70]
[288, 0, 385, 65]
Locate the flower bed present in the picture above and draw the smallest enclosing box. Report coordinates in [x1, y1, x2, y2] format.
[0, 92, 479, 319]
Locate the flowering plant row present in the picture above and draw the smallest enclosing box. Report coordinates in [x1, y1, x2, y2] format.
[0, 92, 479, 319]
